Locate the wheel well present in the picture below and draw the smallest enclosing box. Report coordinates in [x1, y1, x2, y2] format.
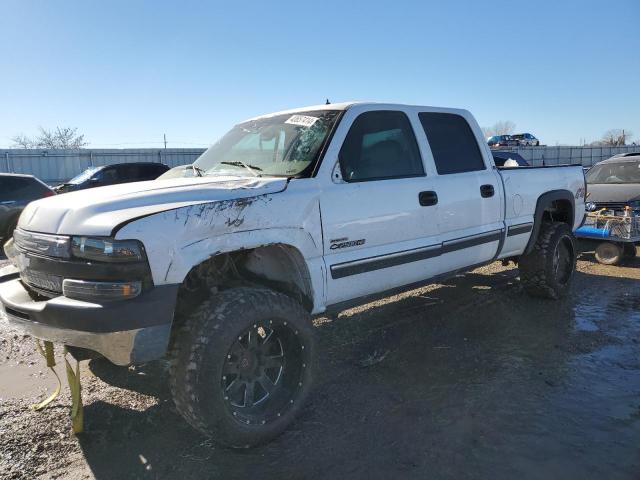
[541, 199, 573, 225]
[172, 244, 314, 332]
[523, 191, 575, 255]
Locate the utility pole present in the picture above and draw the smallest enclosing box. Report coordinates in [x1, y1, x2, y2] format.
[163, 133, 167, 150]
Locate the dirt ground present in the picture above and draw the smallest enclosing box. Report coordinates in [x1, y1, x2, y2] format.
[1, 250, 640, 480]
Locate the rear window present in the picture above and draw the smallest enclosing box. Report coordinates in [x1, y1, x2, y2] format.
[0, 176, 48, 201]
[418, 112, 486, 175]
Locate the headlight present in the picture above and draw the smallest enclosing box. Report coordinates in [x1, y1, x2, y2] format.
[71, 237, 145, 263]
[585, 202, 597, 212]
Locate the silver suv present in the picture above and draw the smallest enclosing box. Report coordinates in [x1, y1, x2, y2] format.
[512, 133, 540, 146]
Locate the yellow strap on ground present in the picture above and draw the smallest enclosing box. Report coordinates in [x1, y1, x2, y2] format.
[63, 347, 84, 434]
[31, 340, 62, 411]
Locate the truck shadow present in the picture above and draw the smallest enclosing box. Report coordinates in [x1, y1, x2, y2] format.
[78, 267, 640, 479]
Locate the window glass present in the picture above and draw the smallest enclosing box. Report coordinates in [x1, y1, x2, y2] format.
[418, 112, 486, 175]
[194, 110, 340, 177]
[100, 167, 119, 183]
[0, 177, 40, 201]
[339, 111, 424, 182]
[68, 167, 101, 185]
[586, 161, 640, 184]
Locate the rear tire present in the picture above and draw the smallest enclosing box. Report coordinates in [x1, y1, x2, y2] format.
[594, 242, 623, 265]
[519, 221, 576, 299]
[168, 287, 316, 448]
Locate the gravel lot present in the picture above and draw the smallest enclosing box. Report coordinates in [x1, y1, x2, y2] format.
[1, 251, 640, 479]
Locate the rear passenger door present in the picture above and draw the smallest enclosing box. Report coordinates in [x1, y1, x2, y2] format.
[418, 112, 504, 271]
[321, 110, 441, 305]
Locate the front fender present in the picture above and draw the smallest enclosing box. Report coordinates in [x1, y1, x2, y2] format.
[115, 193, 326, 312]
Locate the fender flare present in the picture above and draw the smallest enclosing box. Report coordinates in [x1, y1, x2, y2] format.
[524, 189, 575, 255]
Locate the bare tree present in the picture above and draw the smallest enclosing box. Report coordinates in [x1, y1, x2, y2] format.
[10, 134, 34, 149]
[10, 127, 89, 149]
[481, 120, 516, 139]
[599, 129, 632, 146]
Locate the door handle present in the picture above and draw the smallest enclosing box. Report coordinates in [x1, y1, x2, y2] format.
[0, 201, 16, 205]
[419, 191, 438, 206]
[480, 184, 495, 198]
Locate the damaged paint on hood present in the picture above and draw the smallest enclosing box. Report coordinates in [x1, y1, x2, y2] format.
[17, 176, 289, 236]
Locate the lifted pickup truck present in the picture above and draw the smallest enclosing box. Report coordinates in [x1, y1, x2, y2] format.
[0, 102, 585, 447]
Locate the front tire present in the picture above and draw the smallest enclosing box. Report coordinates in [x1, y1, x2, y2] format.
[169, 287, 316, 448]
[519, 221, 576, 299]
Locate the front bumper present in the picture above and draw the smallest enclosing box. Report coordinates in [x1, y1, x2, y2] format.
[0, 265, 179, 365]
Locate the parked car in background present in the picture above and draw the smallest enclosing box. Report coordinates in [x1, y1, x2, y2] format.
[487, 135, 518, 147]
[512, 133, 540, 146]
[584, 153, 640, 213]
[0, 173, 55, 243]
[491, 151, 530, 167]
[54, 162, 169, 193]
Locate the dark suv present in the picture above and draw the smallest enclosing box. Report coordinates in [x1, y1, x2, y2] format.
[1, 174, 55, 243]
[54, 162, 170, 193]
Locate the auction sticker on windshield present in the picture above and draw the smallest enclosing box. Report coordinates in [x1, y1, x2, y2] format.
[285, 115, 318, 128]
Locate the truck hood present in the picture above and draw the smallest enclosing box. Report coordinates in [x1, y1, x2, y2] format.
[587, 183, 640, 204]
[18, 176, 289, 236]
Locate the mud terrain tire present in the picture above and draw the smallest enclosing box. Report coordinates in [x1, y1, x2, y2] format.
[168, 287, 316, 448]
[519, 221, 576, 299]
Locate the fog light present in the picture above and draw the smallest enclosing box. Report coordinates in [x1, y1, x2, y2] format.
[62, 279, 141, 302]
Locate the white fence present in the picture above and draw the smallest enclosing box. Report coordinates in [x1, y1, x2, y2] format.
[0, 148, 206, 184]
[1, 145, 639, 183]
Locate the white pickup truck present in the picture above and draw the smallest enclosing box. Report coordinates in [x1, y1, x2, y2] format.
[0, 102, 585, 447]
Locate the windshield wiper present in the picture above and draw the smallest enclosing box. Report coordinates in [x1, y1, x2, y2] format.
[186, 165, 206, 177]
[220, 161, 263, 176]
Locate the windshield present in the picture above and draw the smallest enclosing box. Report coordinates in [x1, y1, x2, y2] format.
[586, 161, 640, 184]
[67, 166, 101, 184]
[194, 110, 340, 177]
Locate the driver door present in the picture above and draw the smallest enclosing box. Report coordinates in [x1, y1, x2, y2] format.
[321, 110, 441, 306]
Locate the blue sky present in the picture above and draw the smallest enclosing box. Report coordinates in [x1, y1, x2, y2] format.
[0, 0, 638, 148]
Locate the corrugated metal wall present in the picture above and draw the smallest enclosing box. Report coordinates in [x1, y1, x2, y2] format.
[492, 145, 639, 167]
[0, 148, 206, 184]
[0, 145, 638, 183]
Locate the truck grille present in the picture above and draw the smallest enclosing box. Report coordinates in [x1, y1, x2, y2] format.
[20, 269, 63, 297]
[594, 202, 627, 212]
